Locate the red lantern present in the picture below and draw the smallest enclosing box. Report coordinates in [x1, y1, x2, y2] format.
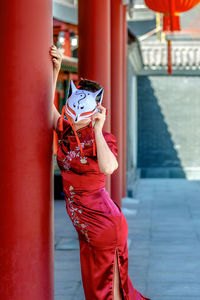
[145, 0, 200, 74]
[145, 0, 200, 31]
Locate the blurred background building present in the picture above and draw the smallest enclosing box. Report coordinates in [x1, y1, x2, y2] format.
[127, 0, 200, 180]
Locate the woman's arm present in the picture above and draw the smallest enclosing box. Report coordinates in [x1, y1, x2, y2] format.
[94, 130, 118, 175]
[52, 70, 60, 131]
[92, 103, 118, 175]
[52, 69, 59, 106]
[49, 45, 62, 130]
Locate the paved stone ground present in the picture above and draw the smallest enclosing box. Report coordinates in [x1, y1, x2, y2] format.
[54, 179, 200, 300]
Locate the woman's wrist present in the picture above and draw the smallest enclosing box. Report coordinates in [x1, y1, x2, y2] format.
[53, 68, 60, 76]
[94, 128, 103, 136]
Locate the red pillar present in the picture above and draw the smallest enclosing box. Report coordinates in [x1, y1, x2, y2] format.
[78, 0, 111, 132]
[111, 0, 124, 207]
[122, 4, 127, 198]
[78, 0, 111, 193]
[0, 1, 54, 299]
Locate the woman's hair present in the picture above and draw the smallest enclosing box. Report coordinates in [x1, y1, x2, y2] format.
[77, 78, 103, 93]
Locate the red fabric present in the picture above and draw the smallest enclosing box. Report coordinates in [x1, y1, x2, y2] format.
[163, 13, 180, 31]
[145, 0, 200, 13]
[56, 116, 151, 300]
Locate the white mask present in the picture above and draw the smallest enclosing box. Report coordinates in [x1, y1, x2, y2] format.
[65, 80, 104, 123]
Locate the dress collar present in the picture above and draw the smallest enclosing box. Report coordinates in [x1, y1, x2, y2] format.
[68, 121, 93, 137]
[59, 106, 96, 156]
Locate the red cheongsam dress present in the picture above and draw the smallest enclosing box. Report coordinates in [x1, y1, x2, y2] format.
[55, 115, 151, 300]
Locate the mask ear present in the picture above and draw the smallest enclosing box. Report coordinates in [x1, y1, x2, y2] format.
[93, 88, 104, 104]
[67, 80, 77, 98]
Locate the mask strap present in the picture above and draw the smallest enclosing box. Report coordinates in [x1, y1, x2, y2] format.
[58, 105, 65, 132]
[64, 112, 84, 156]
[89, 122, 96, 156]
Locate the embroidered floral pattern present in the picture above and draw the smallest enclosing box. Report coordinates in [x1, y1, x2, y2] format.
[75, 142, 85, 150]
[59, 148, 81, 171]
[67, 149, 81, 160]
[84, 139, 94, 147]
[63, 161, 71, 171]
[65, 185, 90, 243]
[74, 139, 94, 151]
[59, 139, 91, 170]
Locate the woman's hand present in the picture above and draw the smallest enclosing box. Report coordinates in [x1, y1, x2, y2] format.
[91, 103, 106, 132]
[49, 44, 62, 73]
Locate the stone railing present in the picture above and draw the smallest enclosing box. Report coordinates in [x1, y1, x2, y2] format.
[140, 40, 200, 74]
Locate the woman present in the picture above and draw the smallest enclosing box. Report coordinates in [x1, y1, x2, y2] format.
[50, 45, 150, 300]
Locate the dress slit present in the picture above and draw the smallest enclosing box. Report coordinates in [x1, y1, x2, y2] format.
[112, 247, 125, 300]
